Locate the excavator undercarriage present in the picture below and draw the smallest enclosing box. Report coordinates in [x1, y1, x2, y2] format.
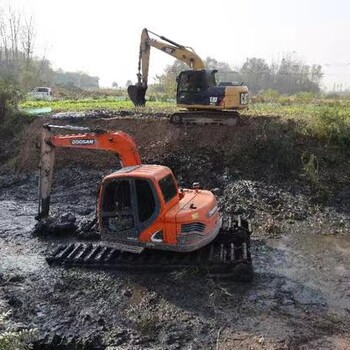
[169, 110, 241, 126]
[46, 216, 253, 281]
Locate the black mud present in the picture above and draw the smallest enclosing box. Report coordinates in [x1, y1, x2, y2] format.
[1, 114, 350, 349]
[1, 163, 350, 349]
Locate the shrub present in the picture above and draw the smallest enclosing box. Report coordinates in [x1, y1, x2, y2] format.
[295, 91, 315, 103]
[0, 80, 22, 118]
[314, 107, 350, 149]
[0, 80, 35, 140]
[260, 89, 279, 102]
[0, 311, 36, 350]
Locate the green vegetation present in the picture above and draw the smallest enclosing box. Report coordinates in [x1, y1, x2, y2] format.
[0, 80, 22, 117]
[0, 80, 36, 139]
[19, 98, 175, 112]
[19, 95, 350, 150]
[246, 99, 350, 148]
[0, 311, 36, 350]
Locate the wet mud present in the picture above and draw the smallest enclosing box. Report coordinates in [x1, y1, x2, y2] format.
[1, 116, 350, 349]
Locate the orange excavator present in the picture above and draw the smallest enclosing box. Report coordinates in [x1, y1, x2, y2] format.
[37, 125, 253, 280]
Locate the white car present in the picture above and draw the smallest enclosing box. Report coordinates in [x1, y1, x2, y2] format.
[28, 87, 53, 100]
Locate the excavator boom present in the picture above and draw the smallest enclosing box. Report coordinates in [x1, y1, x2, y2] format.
[128, 28, 205, 106]
[37, 124, 141, 219]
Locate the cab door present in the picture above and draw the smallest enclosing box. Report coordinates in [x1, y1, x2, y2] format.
[100, 179, 139, 242]
[100, 178, 159, 243]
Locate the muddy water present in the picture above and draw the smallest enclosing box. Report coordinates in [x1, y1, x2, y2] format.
[0, 200, 43, 273]
[277, 233, 350, 313]
[0, 172, 350, 349]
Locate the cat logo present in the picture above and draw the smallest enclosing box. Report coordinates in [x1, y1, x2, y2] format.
[209, 96, 218, 105]
[162, 47, 174, 54]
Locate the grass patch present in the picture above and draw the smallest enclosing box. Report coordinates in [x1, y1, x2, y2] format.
[0, 311, 36, 350]
[20, 98, 350, 151]
[246, 100, 350, 151]
[19, 98, 176, 113]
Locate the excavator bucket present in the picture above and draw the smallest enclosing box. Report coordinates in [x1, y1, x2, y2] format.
[127, 85, 147, 107]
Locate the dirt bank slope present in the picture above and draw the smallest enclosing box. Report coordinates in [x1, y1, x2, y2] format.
[14, 114, 350, 197]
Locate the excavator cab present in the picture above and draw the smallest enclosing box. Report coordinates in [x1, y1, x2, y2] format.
[100, 169, 162, 246]
[176, 70, 225, 106]
[98, 164, 221, 253]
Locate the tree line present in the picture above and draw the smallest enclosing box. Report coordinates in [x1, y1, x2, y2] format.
[0, 4, 324, 98]
[0, 5, 99, 92]
[148, 56, 324, 97]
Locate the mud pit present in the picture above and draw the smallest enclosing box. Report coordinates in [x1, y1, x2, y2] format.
[1, 115, 350, 349]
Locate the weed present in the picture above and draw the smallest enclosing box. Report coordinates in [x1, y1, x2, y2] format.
[301, 153, 319, 184]
[313, 107, 350, 149]
[0, 311, 37, 350]
[129, 305, 159, 337]
[126, 294, 168, 338]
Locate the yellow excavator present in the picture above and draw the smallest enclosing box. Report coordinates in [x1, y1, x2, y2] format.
[128, 28, 249, 126]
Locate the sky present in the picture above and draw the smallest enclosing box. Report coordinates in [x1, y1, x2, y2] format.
[5, 0, 350, 90]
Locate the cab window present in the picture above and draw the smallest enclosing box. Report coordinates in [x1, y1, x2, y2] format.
[102, 180, 134, 232]
[135, 179, 155, 222]
[102, 180, 131, 211]
[158, 174, 177, 203]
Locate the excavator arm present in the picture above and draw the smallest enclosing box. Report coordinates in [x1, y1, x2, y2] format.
[37, 124, 141, 220]
[128, 28, 205, 106]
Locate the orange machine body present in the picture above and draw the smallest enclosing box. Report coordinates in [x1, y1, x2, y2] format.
[98, 164, 221, 252]
[38, 125, 221, 253]
[49, 131, 141, 167]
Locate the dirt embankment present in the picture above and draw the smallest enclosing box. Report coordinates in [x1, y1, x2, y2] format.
[13, 113, 350, 196]
[0, 113, 350, 349]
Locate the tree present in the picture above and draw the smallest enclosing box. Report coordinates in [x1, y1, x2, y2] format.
[275, 55, 321, 94]
[52, 70, 99, 89]
[239, 55, 323, 95]
[239, 58, 271, 94]
[152, 60, 187, 96]
[152, 57, 235, 97]
[150, 54, 324, 97]
[204, 56, 231, 71]
[0, 4, 54, 90]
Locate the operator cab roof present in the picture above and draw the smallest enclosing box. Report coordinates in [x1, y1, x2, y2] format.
[104, 164, 173, 182]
